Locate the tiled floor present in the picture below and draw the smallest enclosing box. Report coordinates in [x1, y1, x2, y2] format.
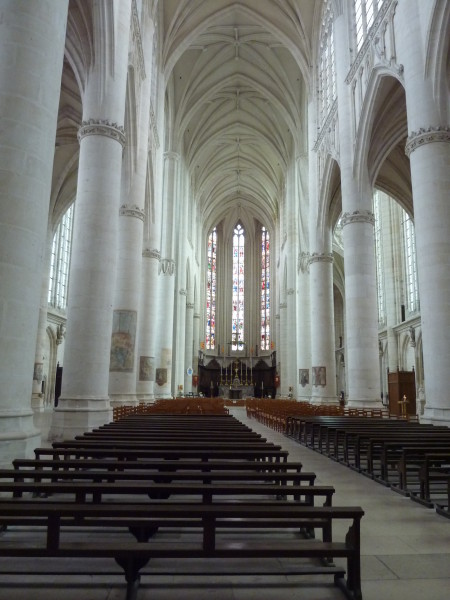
[0, 408, 449, 600]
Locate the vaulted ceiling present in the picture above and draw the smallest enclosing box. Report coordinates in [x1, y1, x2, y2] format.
[162, 1, 319, 231]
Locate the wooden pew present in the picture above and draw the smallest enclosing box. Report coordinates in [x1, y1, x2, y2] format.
[0, 501, 364, 600]
[435, 476, 450, 519]
[35, 446, 290, 463]
[409, 453, 450, 507]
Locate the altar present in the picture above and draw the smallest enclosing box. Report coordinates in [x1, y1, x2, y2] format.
[219, 384, 254, 399]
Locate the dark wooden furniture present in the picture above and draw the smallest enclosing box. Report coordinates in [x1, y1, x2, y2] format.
[387, 369, 416, 417]
[0, 501, 364, 600]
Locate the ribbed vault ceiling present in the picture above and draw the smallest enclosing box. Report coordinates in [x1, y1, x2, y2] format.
[162, 0, 317, 231]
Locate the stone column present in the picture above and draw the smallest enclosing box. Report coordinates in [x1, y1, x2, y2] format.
[184, 302, 195, 394]
[278, 301, 288, 396]
[174, 288, 187, 394]
[286, 287, 297, 395]
[193, 311, 201, 393]
[136, 249, 160, 402]
[154, 151, 179, 398]
[0, 0, 68, 465]
[108, 202, 145, 406]
[309, 253, 337, 403]
[31, 234, 53, 412]
[333, 6, 381, 408]
[49, 1, 132, 440]
[155, 259, 176, 397]
[396, 3, 450, 424]
[296, 254, 311, 401]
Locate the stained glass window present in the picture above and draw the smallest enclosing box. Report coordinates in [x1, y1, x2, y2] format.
[232, 223, 244, 351]
[318, 2, 336, 127]
[48, 203, 74, 310]
[354, 0, 385, 52]
[260, 226, 270, 350]
[402, 212, 419, 314]
[205, 227, 217, 350]
[373, 193, 386, 325]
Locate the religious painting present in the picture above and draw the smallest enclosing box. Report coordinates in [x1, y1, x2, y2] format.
[299, 368, 309, 387]
[139, 356, 154, 381]
[109, 310, 137, 372]
[155, 368, 167, 386]
[33, 362, 43, 381]
[312, 366, 326, 387]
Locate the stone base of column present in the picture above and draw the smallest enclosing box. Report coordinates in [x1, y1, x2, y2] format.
[109, 395, 139, 407]
[297, 394, 312, 402]
[137, 394, 155, 403]
[421, 406, 450, 428]
[0, 410, 41, 468]
[346, 399, 384, 410]
[48, 397, 113, 442]
[31, 393, 45, 412]
[310, 396, 338, 405]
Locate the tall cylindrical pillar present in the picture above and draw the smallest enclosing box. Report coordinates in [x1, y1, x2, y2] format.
[0, 0, 68, 465]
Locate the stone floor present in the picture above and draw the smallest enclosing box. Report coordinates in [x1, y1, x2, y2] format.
[0, 407, 449, 600]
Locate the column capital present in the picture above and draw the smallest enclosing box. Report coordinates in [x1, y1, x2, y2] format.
[78, 119, 126, 147]
[341, 210, 375, 227]
[119, 204, 145, 221]
[179, 289, 187, 296]
[142, 248, 160, 260]
[287, 288, 295, 296]
[309, 252, 334, 265]
[187, 302, 195, 310]
[405, 126, 450, 157]
[159, 258, 176, 276]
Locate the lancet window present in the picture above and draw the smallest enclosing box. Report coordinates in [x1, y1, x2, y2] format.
[48, 203, 74, 310]
[232, 223, 245, 350]
[205, 227, 217, 350]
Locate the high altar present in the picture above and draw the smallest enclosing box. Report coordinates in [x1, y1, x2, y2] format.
[219, 358, 255, 399]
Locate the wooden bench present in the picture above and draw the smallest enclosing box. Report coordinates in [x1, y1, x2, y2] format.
[34, 446, 290, 463]
[0, 478, 335, 507]
[408, 453, 450, 507]
[391, 450, 450, 497]
[435, 476, 450, 519]
[0, 501, 364, 600]
[13, 457, 303, 476]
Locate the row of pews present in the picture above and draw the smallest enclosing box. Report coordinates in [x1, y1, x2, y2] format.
[246, 398, 390, 432]
[0, 412, 364, 600]
[284, 414, 450, 517]
[113, 397, 230, 420]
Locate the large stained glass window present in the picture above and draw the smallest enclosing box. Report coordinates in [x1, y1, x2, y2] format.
[260, 226, 270, 350]
[232, 223, 245, 350]
[48, 203, 74, 310]
[205, 227, 217, 350]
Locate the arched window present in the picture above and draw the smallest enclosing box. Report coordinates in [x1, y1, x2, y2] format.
[232, 223, 245, 350]
[318, 0, 336, 127]
[260, 226, 270, 351]
[48, 203, 74, 310]
[373, 192, 386, 325]
[354, 0, 385, 52]
[402, 212, 419, 314]
[205, 227, 217, 350]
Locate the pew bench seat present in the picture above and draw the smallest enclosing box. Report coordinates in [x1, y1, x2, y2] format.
[0, 501, 364, 600]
